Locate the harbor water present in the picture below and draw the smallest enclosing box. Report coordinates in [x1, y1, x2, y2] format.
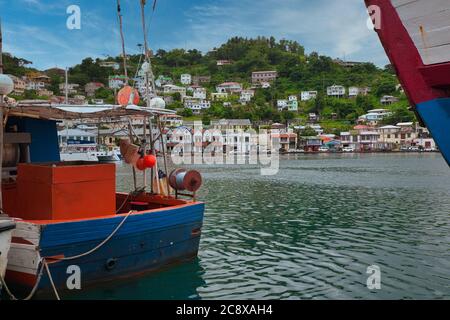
[70, 153, 450, 300]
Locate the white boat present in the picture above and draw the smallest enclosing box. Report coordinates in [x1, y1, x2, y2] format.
[0, 219, 15, 292]
[60, 151, 99, 162]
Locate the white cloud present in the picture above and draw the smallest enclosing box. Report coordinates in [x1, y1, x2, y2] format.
[169, 0, 388, 66]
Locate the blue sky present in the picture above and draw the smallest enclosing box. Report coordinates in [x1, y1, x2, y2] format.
[0, 0, 389, 70]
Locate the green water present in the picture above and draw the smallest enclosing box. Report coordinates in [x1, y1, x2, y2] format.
[71, 153, 450, 300]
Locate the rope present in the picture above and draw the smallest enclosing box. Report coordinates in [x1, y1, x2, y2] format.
[0, 258, 45, 300]
[0, 192, 136, 300]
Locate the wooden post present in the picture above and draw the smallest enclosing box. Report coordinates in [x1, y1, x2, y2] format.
[127, 119, 137, 190]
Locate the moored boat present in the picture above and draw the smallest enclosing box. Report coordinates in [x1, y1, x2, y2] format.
[0, 219, 15, 294]
[366, 0, 450, 166]
[1, 104, 204, 299]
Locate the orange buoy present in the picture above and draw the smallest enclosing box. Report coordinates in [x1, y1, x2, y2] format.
[143, 154, 157, 168]
[117, 85, 140, 106]
[136, 158, 146, 171]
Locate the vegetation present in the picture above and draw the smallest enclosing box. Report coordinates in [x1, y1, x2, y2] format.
[3, 36, 414, 133]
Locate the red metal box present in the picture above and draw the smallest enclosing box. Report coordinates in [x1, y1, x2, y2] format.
[16, 162, 116, 221]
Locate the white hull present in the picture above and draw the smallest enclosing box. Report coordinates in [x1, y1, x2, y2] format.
[0, 220, 15, 281]
[60, 152, 99, 162]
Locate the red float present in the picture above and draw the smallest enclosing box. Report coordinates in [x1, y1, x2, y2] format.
[136, 158, 146, 171]
[117, 85, 140, 106]
[143, 154, 157, 168]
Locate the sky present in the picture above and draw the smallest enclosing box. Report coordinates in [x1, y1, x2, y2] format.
[0, 0, 390, 70]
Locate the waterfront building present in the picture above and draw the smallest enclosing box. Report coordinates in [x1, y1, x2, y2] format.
[301, 91, 318, 101]
[341, 125, 382, 151]
[271, 132, 298, 152]
[180, 74, 192, 85]
[327, 85, 346, 98]
[251, 71, 278, 85]
[299, 136, 323, 152]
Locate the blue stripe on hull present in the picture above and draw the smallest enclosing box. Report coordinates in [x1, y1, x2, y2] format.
[35, 203, 204, 295]
[416, 98, 450, 166]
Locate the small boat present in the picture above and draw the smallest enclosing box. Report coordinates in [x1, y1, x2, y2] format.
[365, 0, 450, 166]
[1, 104, 204, 299]
[0, 219, 15, 294]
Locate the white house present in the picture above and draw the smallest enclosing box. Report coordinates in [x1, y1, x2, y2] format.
[327, 85, 346, 98]
[358, 109, 392, 125]
[211, 92, 229, 101]
[59, 83, 80, 94]
[301, 91, 318, 101]
[287, 95, 298, 111]
[380, 95, 399, 105]
[26, 81, 46, 91]
[184, 98, 211, 114]
[240, 90, 255, 103]
[163, 84, 187, 97]
[349, 87, 371, 98]
[216, 82, 242, 93]
[108, 76, 127, 89]
[193, 87, 207, 100]
[181, 74, 192, 85]
[277, 99, 288, 111]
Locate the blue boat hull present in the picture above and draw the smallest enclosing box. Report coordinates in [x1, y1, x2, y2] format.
[10, 202, 204, 298]
[416, 98, 450, 165]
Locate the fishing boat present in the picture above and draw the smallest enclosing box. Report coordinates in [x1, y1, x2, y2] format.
[0, 1, 205, 299]
[0, 103, 204, 299]
[365, 0, 450, 166]
[0, 219, 15, 295]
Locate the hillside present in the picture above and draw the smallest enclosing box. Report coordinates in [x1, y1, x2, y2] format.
[2, 36, 415, 131]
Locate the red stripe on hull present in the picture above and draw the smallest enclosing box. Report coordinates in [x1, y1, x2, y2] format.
[365, 0, 449, 105]
[5, 269, 38, 289]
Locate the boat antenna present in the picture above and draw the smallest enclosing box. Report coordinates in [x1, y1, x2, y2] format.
[116, 0, 128, 81]
[0, 17, 3, 74]
[140, 0, 156, 93]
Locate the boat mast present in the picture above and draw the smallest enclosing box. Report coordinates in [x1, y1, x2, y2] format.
[0, 17, 4, 213]
[140, 0, 158, 194]
[116, 0, 128, 81]
[64, 67, 68, 104]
